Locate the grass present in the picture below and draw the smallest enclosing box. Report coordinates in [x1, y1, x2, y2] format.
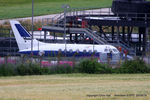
[0, 0, 112, 19]
[0, 74, 150, 100]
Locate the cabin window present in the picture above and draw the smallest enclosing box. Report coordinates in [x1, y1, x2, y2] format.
[94, 50, 97, 53]
[58, 49, 62, 51]
[76, 49, 79, 53]
[69, 49, 73, 53]
[64, 49, 67, 52]
[58, 49, 62, 54]
[83, 50, 87, 53]
[88, 50, 92, 53]
[58, 49, 62, 52]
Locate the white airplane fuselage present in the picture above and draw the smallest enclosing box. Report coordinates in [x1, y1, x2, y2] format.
[10, 20, 120, 61]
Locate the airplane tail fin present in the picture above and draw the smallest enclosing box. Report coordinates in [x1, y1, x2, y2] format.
[10, 20, 38, 51]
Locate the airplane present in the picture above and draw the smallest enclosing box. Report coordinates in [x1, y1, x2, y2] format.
[10, 20, 120, 62]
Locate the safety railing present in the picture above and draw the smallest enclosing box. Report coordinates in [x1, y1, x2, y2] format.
[66, 8, 114, 17]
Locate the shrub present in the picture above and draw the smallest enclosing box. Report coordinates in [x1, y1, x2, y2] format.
[0, 63, 73, 76]
[20, 20, 42, 31]
[0, 58, 149, 77]
[40, 67, 51, 75]
[78, 59, 112, 74]
[118, 58, 150, 73]
[50, 64, 74, 74]
[78, 59, 98, 73]
[17, 63, 33, 75]
[16, 63, 47, 75]
[0, 64, 16, 76]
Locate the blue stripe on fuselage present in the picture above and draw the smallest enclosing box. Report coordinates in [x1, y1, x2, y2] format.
[19, 50, 99, 57]
[15, 24, 31, 37]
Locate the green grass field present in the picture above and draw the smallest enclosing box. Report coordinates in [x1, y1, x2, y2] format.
[0, 74, 150, 100]
[0, 0, 112, 19]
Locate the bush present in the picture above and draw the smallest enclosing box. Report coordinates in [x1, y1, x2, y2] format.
[20, 20, 42, 31]
[78, 59, 98, 74]
[0, 64, 16, 76]
[41, 67, 51, 75]
[117, 58, 150, 73]
[78, 59, 112, 74]
[16, 63, 50, 75]
[50, 64, 74, 74]
[0, 58, 149, 77]
[17, 63, 40, 75]
[0, 63, 74, 76]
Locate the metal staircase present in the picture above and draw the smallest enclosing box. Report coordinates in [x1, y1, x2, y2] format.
[42, 7, 137, 55]
[71, 28, 108, 44]
[42, 26, 108, 44]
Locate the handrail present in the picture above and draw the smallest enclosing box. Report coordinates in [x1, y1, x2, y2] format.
[42, 7, 150, 27]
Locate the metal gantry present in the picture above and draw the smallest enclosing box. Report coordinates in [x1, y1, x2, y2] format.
[42, 7, 150, 56]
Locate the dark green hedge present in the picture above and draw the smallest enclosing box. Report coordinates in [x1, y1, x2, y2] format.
[77, 59, 150, 74]
[115, 58, 150, 73]
[0, 64, 16, 76]
[16, 63, 51, 75]
[77, 59, 112, 74]
[0, 63, 74, 76]
[0, 58, 149, 76]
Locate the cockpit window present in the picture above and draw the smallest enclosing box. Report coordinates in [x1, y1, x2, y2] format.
[104, 49, 108, 52]
[112, 49, 118, 52]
